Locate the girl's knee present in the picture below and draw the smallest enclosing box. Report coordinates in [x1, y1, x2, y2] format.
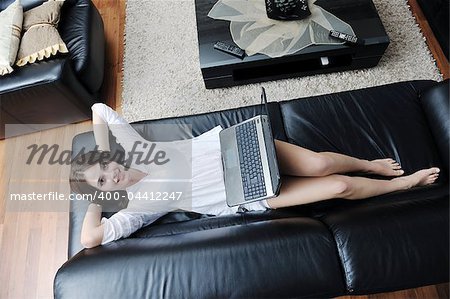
[330, 175, 352, 198]
[311, 155, 334, 176]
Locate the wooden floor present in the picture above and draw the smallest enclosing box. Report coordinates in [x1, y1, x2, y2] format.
[0, 0, 448, 298]
[408, 0, 449, 79]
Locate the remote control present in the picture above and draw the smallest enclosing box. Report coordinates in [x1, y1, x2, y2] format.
[329, 30, 364, 45]
[213, 41, 245, 59]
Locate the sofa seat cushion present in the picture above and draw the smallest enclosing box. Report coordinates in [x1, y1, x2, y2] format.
[58, 217, 347, 298]
[318, 183, 449, 294]
[131, 207, 310, 239]
[279, 80, 445, 176]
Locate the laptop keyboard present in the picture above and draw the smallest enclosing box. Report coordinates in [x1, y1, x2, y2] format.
[235, 120, 267, 200]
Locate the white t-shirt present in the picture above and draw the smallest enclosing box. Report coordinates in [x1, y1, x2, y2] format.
[91, 103, 269, 245]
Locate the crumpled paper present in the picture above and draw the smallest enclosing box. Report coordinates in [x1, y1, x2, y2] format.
[208, 0, 355, 57]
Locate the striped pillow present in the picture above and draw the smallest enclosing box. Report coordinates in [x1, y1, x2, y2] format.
[15, 0, 68, 67]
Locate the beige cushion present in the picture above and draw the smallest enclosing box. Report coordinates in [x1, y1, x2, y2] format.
[16, 0, 68, 67]
[0, 0, 23, 76]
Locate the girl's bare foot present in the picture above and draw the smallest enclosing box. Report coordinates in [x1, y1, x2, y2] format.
[392, 167, 440, 190]
[368, 158, 404, 176]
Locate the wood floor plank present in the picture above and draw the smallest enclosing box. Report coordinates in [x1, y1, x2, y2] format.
[407, 0, 449, 79]
[37, 212, 58, 299]
[9, 212, 31, 299]
[117, 0, 126, 112]
[0, 212, 18, 299]
[92, 0, 125, 109]
[55, 211, 69, 261]
[0, 224, 3, 254]
[0, 138, 15, 224]
[0, 140, 5, 222]
[24, 226, 42, 298]
[338, 283, 450, 299]
[436, 283, 450, 298]
[412, 284, 440, 298]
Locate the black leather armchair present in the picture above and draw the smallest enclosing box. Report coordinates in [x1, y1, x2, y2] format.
[54, 80, 449, 298]
[0, 0, 104, 139]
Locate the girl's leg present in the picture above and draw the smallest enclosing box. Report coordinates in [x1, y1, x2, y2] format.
[266, 168, 440, 209]
[275, 140, 403, 177]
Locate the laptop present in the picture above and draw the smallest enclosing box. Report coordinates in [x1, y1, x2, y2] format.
[220, 87, 281, 207]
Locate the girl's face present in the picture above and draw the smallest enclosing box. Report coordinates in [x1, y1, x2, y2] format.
[83, 161, 132, 191]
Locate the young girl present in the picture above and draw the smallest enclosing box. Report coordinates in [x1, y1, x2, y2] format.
[71, 103, 440, 248]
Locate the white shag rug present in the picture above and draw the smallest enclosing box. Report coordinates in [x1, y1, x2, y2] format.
[122, 0, 442, 122]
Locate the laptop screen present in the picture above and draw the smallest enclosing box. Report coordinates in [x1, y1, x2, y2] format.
[260, 87, 274, 135]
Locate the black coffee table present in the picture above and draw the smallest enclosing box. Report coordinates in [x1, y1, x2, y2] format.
[195, 0, 389, 89]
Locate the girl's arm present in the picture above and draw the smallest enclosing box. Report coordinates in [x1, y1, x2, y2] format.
[92, 108, 110, 152]
[81, 203, 104, 248]
[80, 106, 110, 248]
[90, 103, 153, 173]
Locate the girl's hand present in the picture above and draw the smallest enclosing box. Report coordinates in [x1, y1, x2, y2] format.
[81, 203, 104, 248]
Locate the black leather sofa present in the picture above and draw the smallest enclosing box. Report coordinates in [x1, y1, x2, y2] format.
[0, 0, 105, 139]
[54, 80, 449, 298]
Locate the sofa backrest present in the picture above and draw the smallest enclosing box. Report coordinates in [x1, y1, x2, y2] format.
[279, 80, 444, 176]
[1, 0, 44, 11]
[0, 0, 80, 11]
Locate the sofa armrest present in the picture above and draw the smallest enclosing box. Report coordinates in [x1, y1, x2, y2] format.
[420, 80, 449, 172]
[0, 58, 78, 94]
[0, 58, 96, 138]
[59, 0, 105, 94]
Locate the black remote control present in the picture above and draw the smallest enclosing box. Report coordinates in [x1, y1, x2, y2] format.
[213, 41, 245, 59]
[329, 30, 364, 45]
